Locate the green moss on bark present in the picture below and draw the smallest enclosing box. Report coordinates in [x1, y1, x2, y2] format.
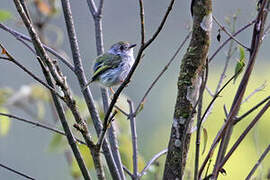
[163, 0, 212, 179]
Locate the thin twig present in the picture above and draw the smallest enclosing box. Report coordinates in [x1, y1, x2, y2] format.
[216, 99, 270, 172]
[212, 1, 269, 177]
[0, 44, 63, 100]
[191, 69, 239, 133]
[213, 15, 250, 51]
[37, 52, 92, 180]
[96, 111, 117, 151]
[246, 144, 270, 180]
[205, 86, 214, 97]
[86, 0, 97, 17]
[209, 19, 256, 63]
[127, 99, 139, 179]
[0, 23, 74, 71]
[194, 69, 207, 180]
[103, 0, 175, 142]
[97, 0, 104, 16]
[241, 81, 266, 104]
[0, 162, 35, 180]
[139, 149, 168, 177]
[198, 72, 243, 177]
[14, 0, 93, 179]
[123, 166, 134, 178]
[85, 0, 123, 178]
[139, 0, 145, 45]
[192, 16, 237, 133]
[215, 16, 237, 93]
[235, 96, 270, 125]
[134, 31, 191, 115]
[0, 112, 85, 144]
[143, 0, 175, 49]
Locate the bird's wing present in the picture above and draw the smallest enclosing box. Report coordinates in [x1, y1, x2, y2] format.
[91, 53, 121, 81]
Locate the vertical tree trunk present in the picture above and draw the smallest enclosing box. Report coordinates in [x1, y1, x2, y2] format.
[163, 0, 212, 179]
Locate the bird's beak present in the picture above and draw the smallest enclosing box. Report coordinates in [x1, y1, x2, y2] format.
[129, 44, 137, 49]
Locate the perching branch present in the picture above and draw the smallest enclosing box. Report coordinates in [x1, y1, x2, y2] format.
[103, 0, 176, 147]
[85, 0, 124, 179]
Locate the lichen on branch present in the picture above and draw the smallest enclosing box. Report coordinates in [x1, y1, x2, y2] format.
[163, 0, 212, 179]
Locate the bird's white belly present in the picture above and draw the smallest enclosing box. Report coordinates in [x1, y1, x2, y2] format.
[99, 62, 132, 87]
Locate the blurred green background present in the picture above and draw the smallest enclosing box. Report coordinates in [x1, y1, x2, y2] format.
[0, 0, 270, 179]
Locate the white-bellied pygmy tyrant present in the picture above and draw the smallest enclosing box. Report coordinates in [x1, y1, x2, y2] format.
[83, 41, 136, 91]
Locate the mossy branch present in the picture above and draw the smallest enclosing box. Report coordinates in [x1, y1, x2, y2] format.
[163, 0, 212, 178]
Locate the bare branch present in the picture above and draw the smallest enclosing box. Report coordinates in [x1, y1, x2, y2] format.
[0, 44, 63, 100]
[246, 144, 270, 180]
[0, 162, 35, 180]
[13, 0, 95, 179]
[140, 149, 168, 177]
[103, 0, 176, 144]
[85, 0, 124, 178]
[134, 31, 191, 115]
[216, 98, 270, 172]
[209, 19, 256, 63]
[96, 111, 117, 151]
[235, 96, 270, 125]
[205, 86, 214, 97]
[127, 99, 139, 178]
[213, 15, 250, 51]
[97, 0, 105, 16]
[198, 72, 243, 177]
[0, 23, 75, 71]
[86, 0, 98, 17]
[241, 81, 266, 104]
[144, 0, 175, 49]
[139, 0, 145, 45]
[0, 112, 85, 144]
[123, 166, 134, 178]
[212, 1, 270, 177]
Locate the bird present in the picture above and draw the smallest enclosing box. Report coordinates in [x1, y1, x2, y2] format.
[83, 41, 136, 92]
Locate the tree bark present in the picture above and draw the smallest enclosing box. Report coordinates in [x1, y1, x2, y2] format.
[163, 0, 212, 179]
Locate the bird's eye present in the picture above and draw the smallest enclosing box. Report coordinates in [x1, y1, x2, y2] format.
[120, 45, 124, 51]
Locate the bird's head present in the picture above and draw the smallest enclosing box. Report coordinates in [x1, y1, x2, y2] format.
[108, 41, 136, 56]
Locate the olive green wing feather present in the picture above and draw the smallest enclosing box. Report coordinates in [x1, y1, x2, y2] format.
[91, 53, 122, 81]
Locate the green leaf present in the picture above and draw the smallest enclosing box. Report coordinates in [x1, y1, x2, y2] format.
[48, 133, 67, 152]
[202, 127, 208, 155]
[71, 144, 94, 178]
[234, 46, 246, 83]
[119, 135, 145, 171]
[239, 46, 245, 62]
[37, 101, 45, 120]
[0, 107, 11, 136]
[0, 10, 12, 22]
[136, 102, 144, 116]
